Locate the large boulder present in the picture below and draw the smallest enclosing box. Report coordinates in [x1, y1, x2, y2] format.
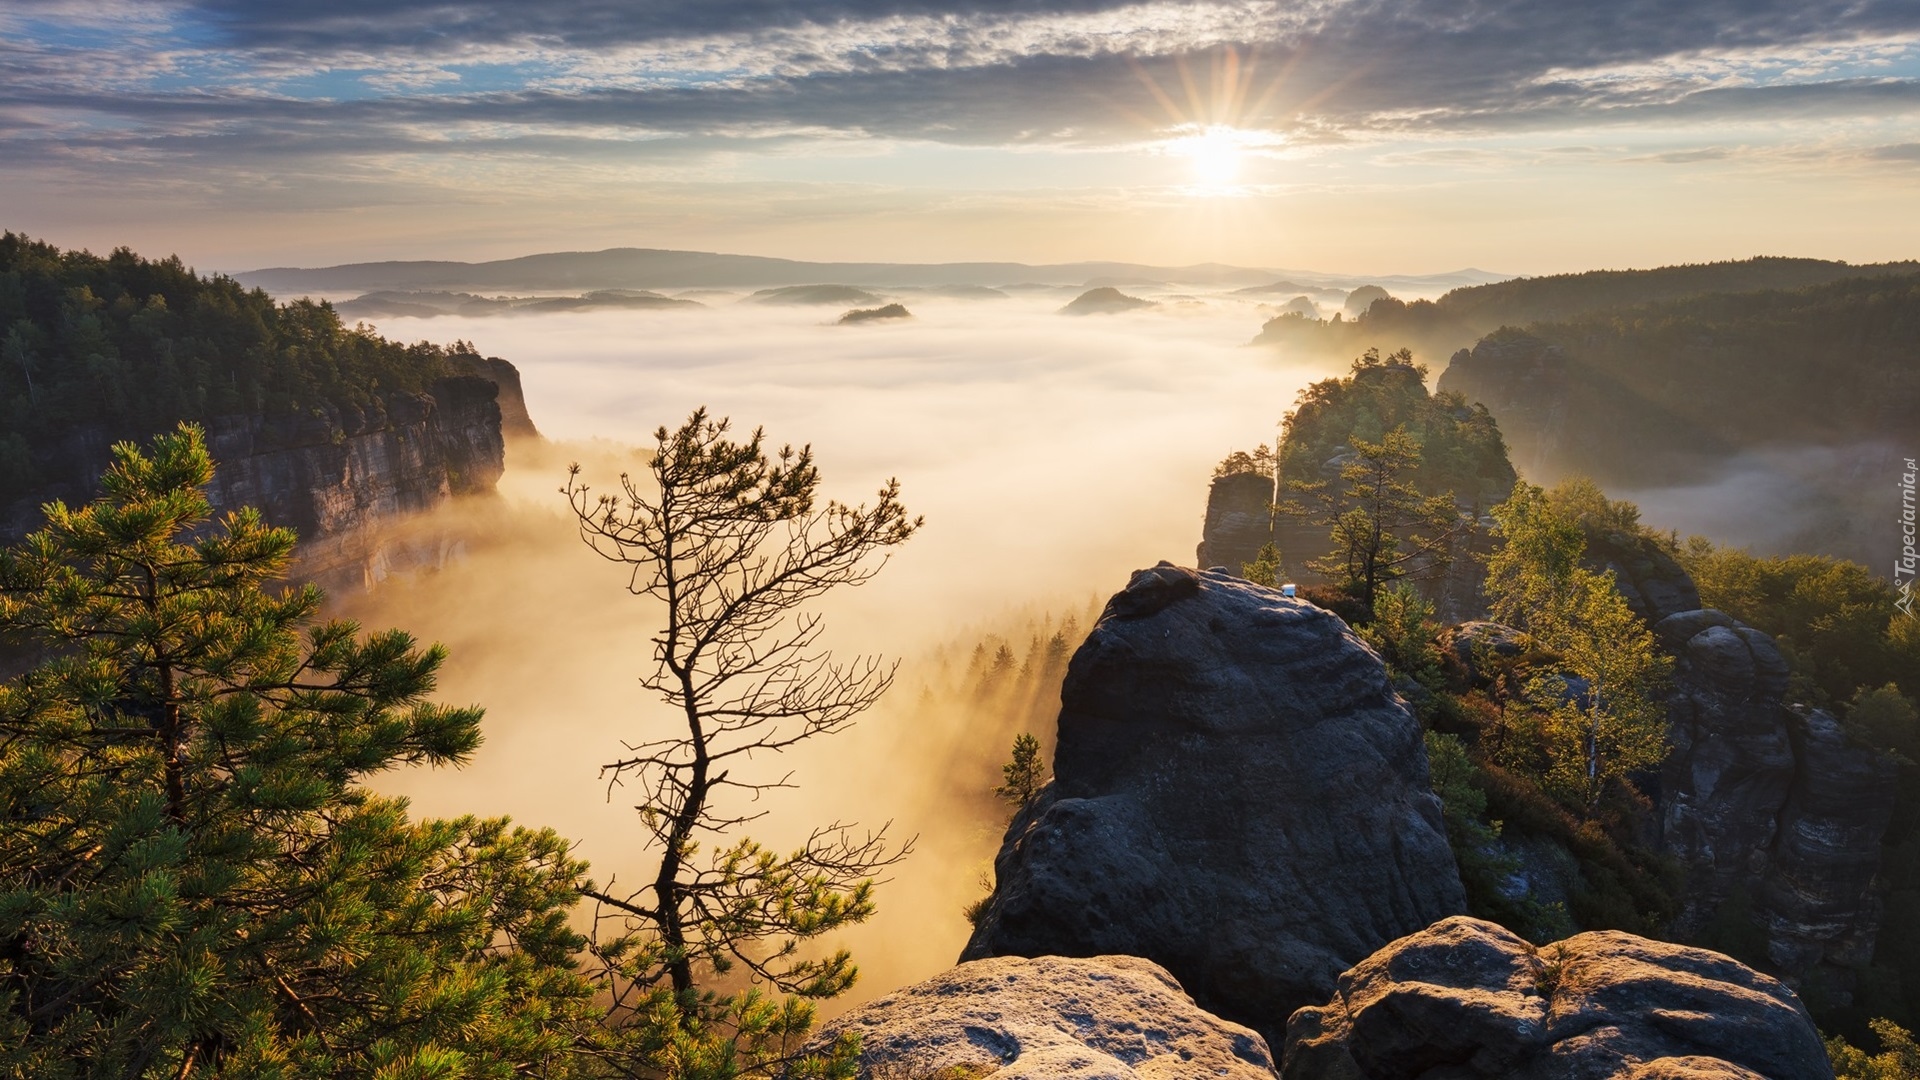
[1282, 916, 1832, 1080]
[962, 563, 1467, 1046]
[1654, 609, 1897, 993]
[813, 954, 1275, 1079]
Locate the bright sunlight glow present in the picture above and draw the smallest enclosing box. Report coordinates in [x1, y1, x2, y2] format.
[1162, 124, 1275, 194]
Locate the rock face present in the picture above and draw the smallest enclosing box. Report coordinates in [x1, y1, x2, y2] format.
[1195, 470, 1276, 573]
[1764, 705, 1901, 977]
[814, 954, 1275, 1079]
[204, 374, 506, 590]
[1584, 529, 1700, 625]
[962, 563, 1467, 1045]
[1283, 916, 1832, 1080]
[1655, 609, 1897, 994]
[450, 353, 541, 440]
[2, 370, 518, 593]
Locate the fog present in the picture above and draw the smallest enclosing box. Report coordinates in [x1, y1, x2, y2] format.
[328, 294, 1340, 1005]
[1614, 441, 1907, 573]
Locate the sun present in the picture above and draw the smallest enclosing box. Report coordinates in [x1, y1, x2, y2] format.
[1181, 125, 1246, 186]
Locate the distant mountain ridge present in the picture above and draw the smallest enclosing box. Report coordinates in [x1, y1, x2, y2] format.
[234, 246, 1508, 295]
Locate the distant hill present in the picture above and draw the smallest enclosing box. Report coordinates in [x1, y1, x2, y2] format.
[748, 284, 885, 307]
[838, 303, 912, 324]
[235, 247, 1508, 297]
[1059, 287, 1155, 315]
[1254, 256, 1920, 362]
[335, 289, 701, 320]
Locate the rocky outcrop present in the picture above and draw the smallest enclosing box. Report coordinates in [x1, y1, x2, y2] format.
[205, 375, 506, 590]
[449, 353, 541, 440]
[1195, 470, 1275, 573]
[1762, 705, 1899, 977]
[1655, 609, 1897, 995]
[813, 954, 1275, 1079]
[1585, 529, 1700, 626]
[1282, 916, 1832, 1080]
[1342, 286, 1392, 319]
[2, 369, 520, 593]
[962, 563, 1467, 1046]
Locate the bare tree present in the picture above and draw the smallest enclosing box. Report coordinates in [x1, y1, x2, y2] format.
[563, 408, 920, 1055]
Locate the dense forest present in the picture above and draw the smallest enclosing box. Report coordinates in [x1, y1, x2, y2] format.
[1254, 256, 1920, 363]
[1435, 273, 1920, 485]
[0, 233, 476, 509]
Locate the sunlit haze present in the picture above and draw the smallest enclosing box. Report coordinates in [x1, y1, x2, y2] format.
[4, 0, 1918, 271]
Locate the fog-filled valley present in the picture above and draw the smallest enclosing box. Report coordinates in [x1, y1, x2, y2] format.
[321, 294, 1348, 1001]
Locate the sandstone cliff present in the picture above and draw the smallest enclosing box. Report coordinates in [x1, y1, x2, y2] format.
[1, 359, 535, 592]
[963, 563, 1467, 1045]
[1655, 609, 1898, 996]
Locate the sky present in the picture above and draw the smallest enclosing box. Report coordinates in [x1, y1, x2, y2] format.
[3, 0, 1920, 272]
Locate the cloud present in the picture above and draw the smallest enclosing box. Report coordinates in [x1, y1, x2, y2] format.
[3, 0, 1918, 153]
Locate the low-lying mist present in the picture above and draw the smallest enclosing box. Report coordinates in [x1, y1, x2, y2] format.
[329, 296, 1337, 1004]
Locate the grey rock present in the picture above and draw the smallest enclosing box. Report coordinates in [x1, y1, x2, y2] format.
[1761, 706, 1900, 975]
[1195, 471, 1276, 576]
[1654, 609, 1896, 999]
[813, 954, 1275, 1080]
[963, 564, 1466, 1047]
[4, 371, 516, 595]
[1441, 621, 1531, 684]
[1581, 529, 1701, 626]
[1281, 916, 1832, 1080]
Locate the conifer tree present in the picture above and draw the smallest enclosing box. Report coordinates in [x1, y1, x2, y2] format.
[993, 733, 1049, 809]
[0, 424, 598, 1079]
[1283, 426, 1464, 613]
[564, 409, 918, 1078]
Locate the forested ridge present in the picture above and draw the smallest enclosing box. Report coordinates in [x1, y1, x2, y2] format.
[0, 233, 471, 506]
[1255, 255, 1920, 368]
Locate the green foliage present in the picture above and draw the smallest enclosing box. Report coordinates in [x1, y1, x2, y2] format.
[1241, 542, 1283, 587]
[0, 424, 599, 1078]
[0, 233, 483, 509]
[566, 409, 918, 1078]
[1485, 482, 1672, 810]
[1679, 539, 1920, 708]
[1849, 686, 1920, 767]
[1363, 585, 1446, 702]
[1471, 761, 1680, 935]
[1276, 348, 1515, 510]
[993, 733, 1048, 810]
[1484, 481, 1587, 631]
[1285, 426, 1466, 614]
[1830, 1019, 1920, 1080]
[1213, 443, 1276, 479]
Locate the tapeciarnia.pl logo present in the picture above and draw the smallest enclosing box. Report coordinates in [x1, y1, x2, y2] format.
[1900, 457, 1917, 619]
